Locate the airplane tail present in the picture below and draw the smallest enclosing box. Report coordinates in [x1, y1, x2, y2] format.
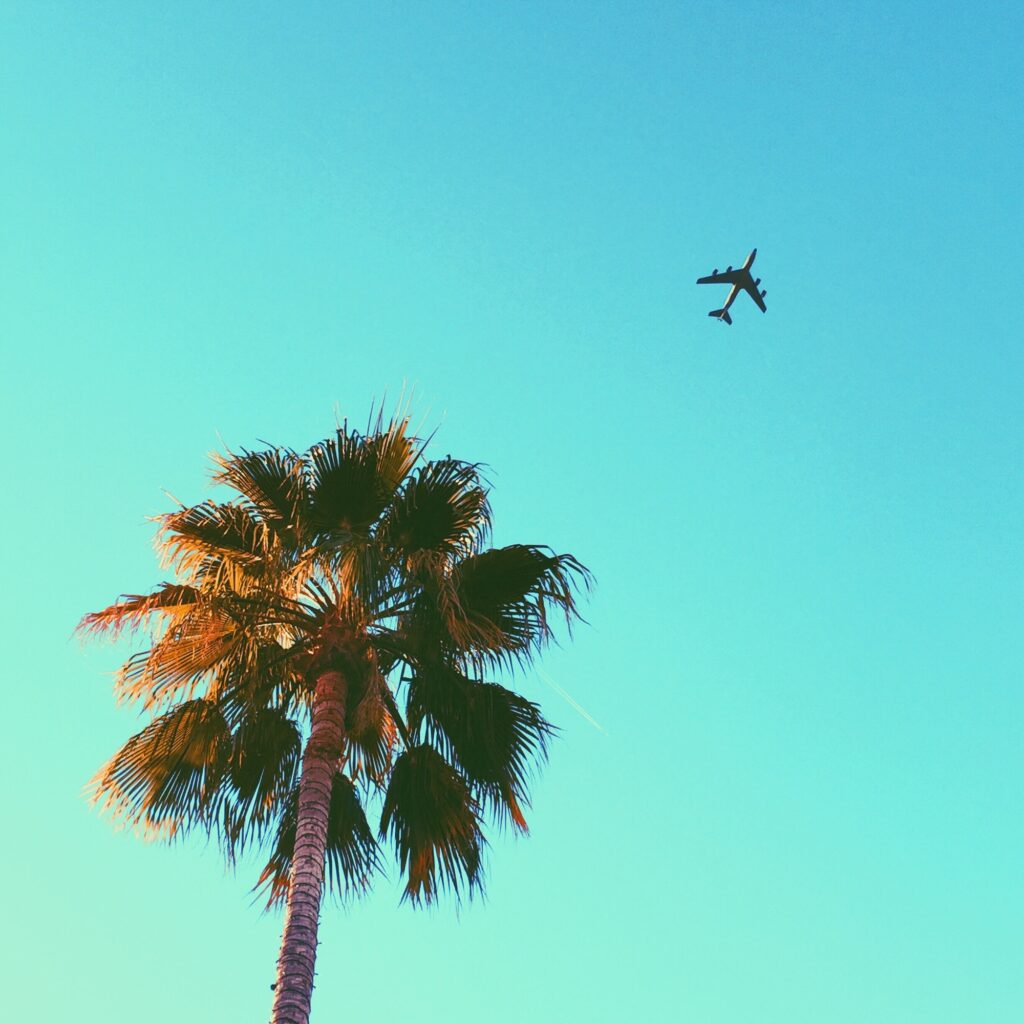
[709, 308, 732, 325]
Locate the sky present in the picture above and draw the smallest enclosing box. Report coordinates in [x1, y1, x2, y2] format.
[1, 2, 1021, 1021]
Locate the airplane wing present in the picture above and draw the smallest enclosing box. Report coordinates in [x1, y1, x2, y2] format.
[696, 269, 743, 286]
[741, 276, 767, 312]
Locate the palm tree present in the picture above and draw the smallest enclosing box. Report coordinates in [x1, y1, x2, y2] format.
[80, 413, 590, 1024]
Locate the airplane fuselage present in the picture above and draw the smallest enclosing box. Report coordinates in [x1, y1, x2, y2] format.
[720, 283, 743, 313]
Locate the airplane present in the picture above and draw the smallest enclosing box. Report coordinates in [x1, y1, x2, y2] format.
[696, 248, 767, 325]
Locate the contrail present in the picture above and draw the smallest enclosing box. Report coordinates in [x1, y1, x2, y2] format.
[536, 667, 606, 735]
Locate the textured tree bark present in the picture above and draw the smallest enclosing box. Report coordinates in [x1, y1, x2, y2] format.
[270, 670, 347, 1024]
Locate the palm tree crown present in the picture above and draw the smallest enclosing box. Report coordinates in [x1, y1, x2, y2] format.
[81, 414, 590, 1023]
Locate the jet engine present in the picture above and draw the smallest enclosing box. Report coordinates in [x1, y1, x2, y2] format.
[754, 278, 761, 285]
[726, 265, 732, 272]
[712, 268, 718, 275]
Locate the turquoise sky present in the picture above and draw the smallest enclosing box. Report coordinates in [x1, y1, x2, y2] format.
[2, 3, 1021, 1021]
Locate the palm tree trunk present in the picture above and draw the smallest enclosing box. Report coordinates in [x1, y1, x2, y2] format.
[271, 669, 347, 1024]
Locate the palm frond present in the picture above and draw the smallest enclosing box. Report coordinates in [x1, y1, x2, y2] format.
[326, 536, 400, 611]
[380, 744, 484, 904]
[407, 664, 552, 832]
[210, 446, 307, 536]
[306, 428, 390, 536]
[89, 699, 231, 839]
[158, 501, 273, 580]
[113, 601, 246, 708]
[77, 584, 200, 638]
[220, 707, 303, 853]
[214, 641, 308, 726]
[362, 412, 422, 498]
[378, 458, 491, 563]
[450, 545, 592, 667]
[256, 774, 381, 909]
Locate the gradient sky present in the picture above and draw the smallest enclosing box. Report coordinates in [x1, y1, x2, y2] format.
[2, 3, 1021, 1022]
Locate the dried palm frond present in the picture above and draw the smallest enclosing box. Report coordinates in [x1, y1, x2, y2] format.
[346, 671, 397, 788]
[111, 597, 261, 709]
[78, 584, 200, 638]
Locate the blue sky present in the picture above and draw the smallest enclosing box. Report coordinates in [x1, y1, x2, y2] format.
[1, 3, 1021, 1021]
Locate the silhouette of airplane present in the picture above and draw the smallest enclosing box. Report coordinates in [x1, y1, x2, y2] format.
[696, 249, 767, 325]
